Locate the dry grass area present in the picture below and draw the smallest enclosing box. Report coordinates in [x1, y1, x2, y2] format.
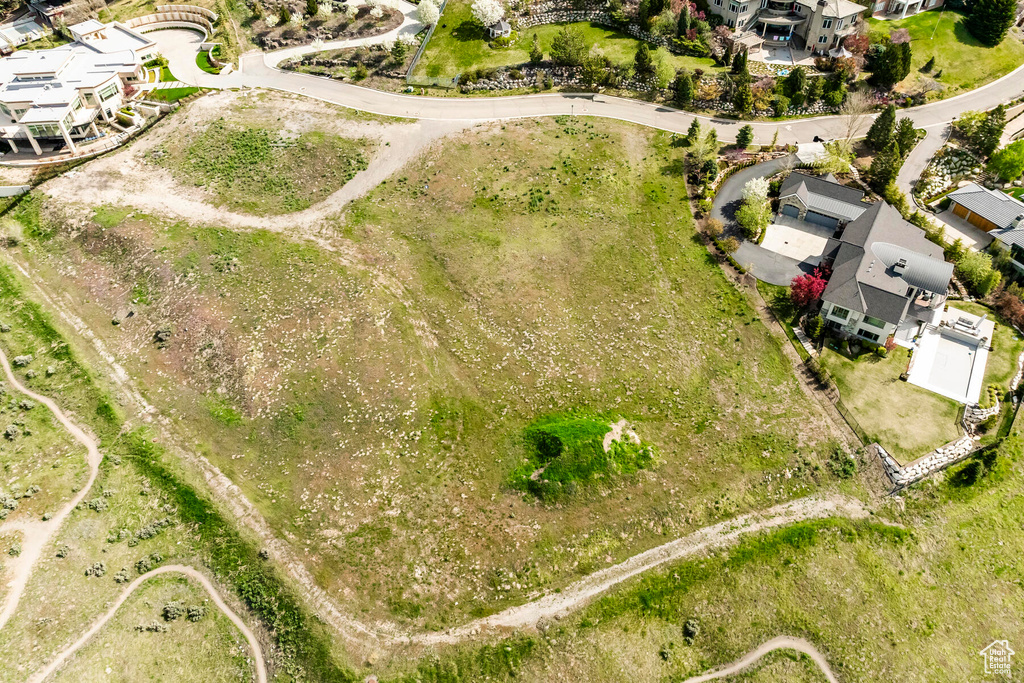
[49, 574, 254, 683]
[13, 116, 850, 633]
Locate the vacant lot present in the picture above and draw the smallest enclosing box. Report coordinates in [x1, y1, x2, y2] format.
[819, 345, 961, 459]
[867, 11, 1024, 99]
[415, 9, 721, 78]
[15, 116, 846, 629]
[152, 101, 372, 215]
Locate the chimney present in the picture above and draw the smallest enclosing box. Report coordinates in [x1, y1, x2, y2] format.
[893, 258, 907, 274]
[1011, 213, 1024, 229]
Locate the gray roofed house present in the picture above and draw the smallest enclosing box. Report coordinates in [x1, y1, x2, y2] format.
[819, 201, 953, 343]
[778, 171, 868, 228]
[487, 19, 511, 38]
[947, 183, 1024, 233]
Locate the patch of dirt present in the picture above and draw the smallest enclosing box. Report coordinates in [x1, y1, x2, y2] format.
[253, 5, 403, 50]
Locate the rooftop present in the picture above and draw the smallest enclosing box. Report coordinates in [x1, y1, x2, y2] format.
[948, 182, 1024, 230]
[793, 0, 867, 17]
[780, 171, 868, 222]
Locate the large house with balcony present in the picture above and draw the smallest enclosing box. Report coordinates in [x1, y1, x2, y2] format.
[712, 0, 866, 54]
[0, 20, 155, 156]
[819, 201, 953, 344]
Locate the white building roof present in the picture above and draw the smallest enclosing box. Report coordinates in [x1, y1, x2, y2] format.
[69, 19, 105, 35]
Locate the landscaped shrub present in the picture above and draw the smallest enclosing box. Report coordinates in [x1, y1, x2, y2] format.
[187, 605, 208, 622]
[85, 561, 107, 577]
[805, 315, 824, 340]
[162, 601, 185, 621]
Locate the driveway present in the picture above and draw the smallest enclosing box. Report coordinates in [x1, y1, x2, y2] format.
[897, 125, 949, 197]
[760, 215, 831, 264]
[935, 208, 995, 250]
[711, 154, 814, 285]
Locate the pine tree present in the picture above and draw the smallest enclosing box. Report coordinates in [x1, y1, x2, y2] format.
[529, 33, 543, 64]
[784, 66, 806, 98]
[677, 3, 691, 36]
[866, 104, 897, 152]
[278, 3, 291, 24]
[674, 70, 694, 106]
[895, 42, 912, 82]
[734, 82, 753, 116]
[687, 118, 701, 143]
[974, 105, 1007, 157]
[736, 124, 754, 148]
[634, 42, 655, 80]
[966, 0, 1016, 46]
[870, 141, 902, 193]
[638, 0, 653, 29]
[894, 117, 916, 157]
[306, 0, 318, 17]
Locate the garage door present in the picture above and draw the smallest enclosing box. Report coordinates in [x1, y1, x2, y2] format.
[805, 211, 839, 229]
[782, 204, 800, 218]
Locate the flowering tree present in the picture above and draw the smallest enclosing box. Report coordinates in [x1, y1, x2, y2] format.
[370, 5, 384, 18]
[471, 0, 505, 26]
[790, 268, 829, 308]
[741, 176, 769, 203]
[417, 0, 440, 24]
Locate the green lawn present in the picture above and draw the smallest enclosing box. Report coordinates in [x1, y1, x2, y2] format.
[819, 345, 961, 459]
[196, 49, 222, 75]
[1004, 187, 1024, 200]
[867, 10, 1024, 98]
[415, 5, 721, 78]
[146, 86, 200, 103]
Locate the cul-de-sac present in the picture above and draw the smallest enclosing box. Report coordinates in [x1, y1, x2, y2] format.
[0, 0, 1022, 679]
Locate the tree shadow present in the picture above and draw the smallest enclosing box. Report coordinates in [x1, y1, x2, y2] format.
[951, 15, 986, 49]
[659, 158, 687, 177]
[452, 19, 485, 43]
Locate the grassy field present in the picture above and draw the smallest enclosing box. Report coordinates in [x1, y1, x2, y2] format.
[49, 574, 254, 682]
[867, 10, 1024, 99]
[819, 345, 961, 459]
[146, 86, 201, 103]
[414, 9, 721, 78]
[154, 114, 372, 215]
[16, 116, 847, 629]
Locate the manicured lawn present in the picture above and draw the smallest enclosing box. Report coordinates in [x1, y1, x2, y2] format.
[819, 344, 961, 459]
[146, 86, 200, 102]
[415, 4, 721, 78]
[867, 10, 1024, 98]
[196, 49, 222, 74]
[1004, 187, 1024, 200]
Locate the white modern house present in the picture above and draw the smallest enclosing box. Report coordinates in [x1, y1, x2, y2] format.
[0, 20, 155, 156]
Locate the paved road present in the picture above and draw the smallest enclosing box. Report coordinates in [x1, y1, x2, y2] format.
[151, 28, 1024, 145]
[711, 155, 810, 285]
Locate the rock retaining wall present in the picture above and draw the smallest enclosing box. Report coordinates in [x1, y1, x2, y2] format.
[875, 436, 977, 490]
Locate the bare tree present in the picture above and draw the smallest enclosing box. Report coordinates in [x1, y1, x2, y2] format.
[839, 90, 874, 143]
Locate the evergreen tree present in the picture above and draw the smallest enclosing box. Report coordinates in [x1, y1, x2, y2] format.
[894, 117, 916, 157]
[965, 0, 1016, 46]
[866, 104, 897, 151]
[734, 82, 753, 116]
[895, 42, 912, 82]
[677, 3, 691, 36]
[529, 33, 543, 64]
[784, 66, 806, 98]
[869, 141, 902, 193]
[975, 105, 1007, 157]
[731, 50, 742, 73]
[638, 0, 653, 29]
[278, 4, 291, 24]
[736, 124, 754, 148]
[687, 118, 701, 143]
[870, 42, 909, 88]
[306, 0, 318, 16]
[674, 70, 694, 106]
[634, 42, 656, 80]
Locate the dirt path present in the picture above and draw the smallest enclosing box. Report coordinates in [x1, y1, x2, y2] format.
[679, 636, 840, 683]
[0, 347, 102, 632]
[413, 495, 870, 644]
[27, 565, 267, 683]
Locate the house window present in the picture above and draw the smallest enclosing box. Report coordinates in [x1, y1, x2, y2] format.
[715, 0, 723, 7]
[836, 17, 843, 28]
[817, 34, 828, 43]
[761, 0, 768, 7]
[98, 83, 119, 101]
[822, 17, 833, 28]
[0, 103, 9, 117]
[741, 4, 748, 10]
[84, 92, 95, 105]
[727, 17, 735, 25]
[729, 3, 738, 12]
[863, 315, 887, 328]
[857, 329, 881, 342]
[829, 305, 850, 320]
[833, 34, 840, 45]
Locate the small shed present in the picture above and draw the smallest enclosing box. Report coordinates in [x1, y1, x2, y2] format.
[487, 18, 511, 38]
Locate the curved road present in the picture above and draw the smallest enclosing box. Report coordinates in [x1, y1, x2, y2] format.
[151, 28, 1024, 145]
[28, 565, 267, 683]
[680, 636, 840, 683]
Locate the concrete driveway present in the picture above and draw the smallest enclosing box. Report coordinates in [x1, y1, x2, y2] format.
[760, 217, 830, 265]
[935, 209, 995, 250]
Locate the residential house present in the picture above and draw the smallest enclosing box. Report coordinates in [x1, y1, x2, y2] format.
[0, 20, 155, 155]
[713, 0, 866, 54]
[819, 201, 953, 343]
[487, 19, 511, 38]
[870, 0, 943, 19]
[947, 182, 1024, 232]
[778, 171, 868, 229]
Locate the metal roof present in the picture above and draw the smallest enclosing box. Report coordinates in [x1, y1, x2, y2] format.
[779, 172, 867, 222]
[992, 227, 1024, 250]
[948, 183, 1024, 229]
[871, 241, 954, 295]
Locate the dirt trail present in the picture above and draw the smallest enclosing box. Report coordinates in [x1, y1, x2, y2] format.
[0, 347, 102, 631]
[679, 635, 840, 683]
[413, 495, 870, 644]
[27, 565, 267, 683]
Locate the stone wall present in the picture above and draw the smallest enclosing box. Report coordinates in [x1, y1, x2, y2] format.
[875, 436, 977, 490]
